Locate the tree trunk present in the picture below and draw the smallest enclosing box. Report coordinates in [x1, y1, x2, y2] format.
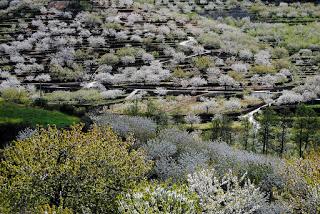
[299, 125, 303, 158]
[280, 125, 286, 157]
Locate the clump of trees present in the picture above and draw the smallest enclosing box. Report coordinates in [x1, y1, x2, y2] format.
[0, 113, 319, 213]
[0, 124, 152, 213]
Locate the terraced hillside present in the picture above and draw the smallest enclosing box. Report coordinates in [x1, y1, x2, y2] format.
[0, 0, 319, 115]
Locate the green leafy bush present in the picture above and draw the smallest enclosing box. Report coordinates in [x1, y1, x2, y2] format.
[0, 88, 30, 104]
[45, 89, 103, 104]
[251, 65, 276, 74]
[0, 125, 152, 213]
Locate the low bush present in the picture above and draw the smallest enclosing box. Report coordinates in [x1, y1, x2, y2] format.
[251, 65, 276, 74]
[0, 88, 30, 104]
[45, 89, 103, 104]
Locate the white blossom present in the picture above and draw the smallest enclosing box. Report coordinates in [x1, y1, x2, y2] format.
[188, 168, 267, 213]
[277, 90, 303, 105]
[100, 89, 125, 99]
[88, 36, 105, 47]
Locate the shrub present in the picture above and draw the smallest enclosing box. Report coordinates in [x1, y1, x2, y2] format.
[33, 97, 48, 107]
[198, 32, 221, 49]
[90, 113, 157, 143]
[121, 56, 135, 65]
[272, 47, 289, 59]
[224, 98, 242, 112]
[79, 12, 102, 27]
[50, 64, 85, 81]
[231, 63, 249, 73]
[75, 49, 93, 60]
[272, 59, 290, 70]
[276, 90, 303, 105]
[228, 70, 244, 82]
[172, 68, 191, 78]
[98, 53, 119, 65]
[188, 169, 268, 213]
[116, 47, 141, 57]
[193, 56, 213, 70]
[142, 128, 209, 180]
[45, 89, 103, 104]
[218, 75, 239, 89]
[141, 53, 154, 63]
[103, 22, 122, 30]
[0, 0, 8, 8]
[172, 52, 186, 63]
[0, 87, 30, 104]
[184, 113, 201, 127]
[88, 36, 105, 47]
[255, 50, 271, 66]
[117, 181, 200, 214]
[189, 77, 207, 87]
[0, 124, 152, 213]
[283, 152, 320, 213]
[239, 49, 253, 60]
[100, 89, 125, 99]
[251, 65, 276, 74]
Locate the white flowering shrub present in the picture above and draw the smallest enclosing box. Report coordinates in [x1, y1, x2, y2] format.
[294, 75, 320, 99]
[117, 181, 200, 214]
[34, 74, 51, 82]
[239, 49, 253, 60]
[277, 90, 303, 105]
[154, 151, 210, 181]
[88, 36, 105, 47]
[231, 63, 249, 73]
[127, 13, 143, 25]
[100, 89, 125, 99]
[130, 35, 143, 42]
[141, 53, 154, 63]
[189, 77, 207, 87]
[194, 98, 217, 113]
[16, 127, 37, 141]
[51, 48, 75, 67]
[143, 128, 210, 180]
[0, 76, 21, 91]
[163, 47, 176, 56]
[143, 140, 177, 160]
[96, 64, 113, 73]
[172, 52, 186, 63]
[90, 113, 157, 143]
[155, 87, 167, 96]
[255, 50, 271, 66]
[121, 56, 135, 65]
[188, 168, 267, 214]
[192, 45, 205, 55]
[224, 98, 242, 111]
[129, 61, 171, 84]
[115, 31, 129, 41]
[218, 75, 239, 88]
[10, 54, 25, 63]
[184, 113, 201, 126]
[207, 67, 221, 83]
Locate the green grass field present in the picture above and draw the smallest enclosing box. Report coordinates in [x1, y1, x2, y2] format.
[0, 101, 80, 128]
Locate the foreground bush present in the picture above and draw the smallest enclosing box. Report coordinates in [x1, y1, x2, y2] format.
[117, 181, 200, 214]
[188, 169, 267, 214]
[143, 128, 282, 184]
[283, 152, 320, 213]
[0, 87, 30, 104]
[0, 124, 152, 213]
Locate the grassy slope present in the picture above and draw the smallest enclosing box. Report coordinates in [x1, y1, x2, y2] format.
[0, 101, 80, 128]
